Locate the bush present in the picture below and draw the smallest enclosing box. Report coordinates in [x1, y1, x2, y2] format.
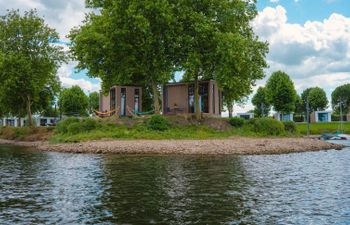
[56, 117, 80, 134]
[81, 118, 98, 131]
[283, 121, 297, 133]
[229, 117, 245, 128]
[252, 118, 284, 135]
[146, 115, 170, 131]
[67, 122, 82, 134]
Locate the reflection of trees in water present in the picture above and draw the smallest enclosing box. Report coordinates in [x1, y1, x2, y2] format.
[100, 155, 253, 224]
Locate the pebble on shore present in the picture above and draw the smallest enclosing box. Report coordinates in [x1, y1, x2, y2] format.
[0, 137, 344, 155]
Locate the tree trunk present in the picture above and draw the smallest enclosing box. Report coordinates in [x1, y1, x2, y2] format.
[152, 81, 160, 114]
[228, 102, 233, 118]
[194, 74, 201, 120]
[27, 96, 33, 127]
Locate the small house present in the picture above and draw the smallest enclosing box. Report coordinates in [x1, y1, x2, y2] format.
[311, 111, 332, 123]
[274, 112, 294, 122]
[163, 80, 222, 116]
[100, 86, 142, 117]
[236, 113, 254, 120]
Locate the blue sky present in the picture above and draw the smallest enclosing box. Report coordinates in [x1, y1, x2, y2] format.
[257, 0, 350, 24]
[0, 0, 349, 114]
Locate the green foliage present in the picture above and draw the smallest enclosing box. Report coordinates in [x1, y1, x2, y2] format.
[88, 92, 100, 113]
[0, 10, 65, 125]
[70, 0, 268, 119]
[301, 87, 328, 112]
[229, 117, 245, 128]
[266, 71, 297, 114]
[81, 117, 98, 131]
[59, 86, 89, 116]
[252, 87, 271, 117]
[69, 0, 179, 113]
[56, 117, 80, 134]
[331, 83, 350, 114]
[251, 118, 285, 136]
[146, 115, 170, 131]
[67, 122, 82, 134]
[283, 121, 297, 133]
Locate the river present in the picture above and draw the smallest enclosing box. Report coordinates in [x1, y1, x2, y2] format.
[0, 144, 349, 224]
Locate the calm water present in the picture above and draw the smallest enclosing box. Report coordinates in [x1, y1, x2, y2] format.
[1, 145, 350, 225]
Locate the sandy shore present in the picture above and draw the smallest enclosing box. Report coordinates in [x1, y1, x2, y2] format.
[0, 137, 344, 155]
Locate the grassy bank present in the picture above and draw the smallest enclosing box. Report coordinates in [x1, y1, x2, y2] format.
[0, 116, 300, 143]
[296, 122, 350, 135]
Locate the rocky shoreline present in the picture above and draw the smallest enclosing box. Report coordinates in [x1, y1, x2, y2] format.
[0, 137, 344, 155]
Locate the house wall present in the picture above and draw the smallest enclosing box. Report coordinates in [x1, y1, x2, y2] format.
[163, 80, 221, 116]
[165, 84, 189, 113]
[100, 86, 142, 117]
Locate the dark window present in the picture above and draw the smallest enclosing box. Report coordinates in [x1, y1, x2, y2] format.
[134, 89, 140, 112]
[121, 88, 126, 116]
[110, 88, 116, 113]
[40, 119, 47, 126]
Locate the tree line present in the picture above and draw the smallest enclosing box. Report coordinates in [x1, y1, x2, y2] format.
[251, 71, 350, 119]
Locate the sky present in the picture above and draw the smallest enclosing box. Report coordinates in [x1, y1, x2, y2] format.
[0, 0, 349, 114]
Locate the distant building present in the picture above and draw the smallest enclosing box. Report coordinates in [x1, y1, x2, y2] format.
[163, 80, 222, 116]
[311, 111, 332, 123]
[236, 113, 254, 120]
[0, 116, 58, 127]
[100, 86, 142, 117]
[274, 112, 294, 122]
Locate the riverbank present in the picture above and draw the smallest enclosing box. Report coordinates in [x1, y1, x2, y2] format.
[0, 137, 343, 155]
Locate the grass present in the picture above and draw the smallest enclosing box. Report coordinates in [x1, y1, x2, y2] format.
[296, 122, 350, 135]
[1, 116, 301, 143]
[50, 124, 260, 143]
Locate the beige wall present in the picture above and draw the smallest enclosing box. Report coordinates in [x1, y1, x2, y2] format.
[100, 86, 142, 117]
[163, 80, 221, 116]
[165, 84, 189, 113]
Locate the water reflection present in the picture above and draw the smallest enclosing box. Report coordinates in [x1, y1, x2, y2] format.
[1, 145, 350, 224]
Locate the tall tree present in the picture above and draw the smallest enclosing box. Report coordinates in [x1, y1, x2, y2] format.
[89, 92, 100, 113]
[331, 84, 350, 114]
[265, 71, 297, 115]
[177, 0, 268, 119]
[69, 0, 179, 114]
[252, 87, 271, 117]
[301, 87, 328, 111]
[59, 86, 89, 117]
[0, 10, 64, 126]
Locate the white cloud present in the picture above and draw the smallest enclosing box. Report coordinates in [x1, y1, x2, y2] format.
[227, 6, 350, 114]
[270, 0, 280, 3]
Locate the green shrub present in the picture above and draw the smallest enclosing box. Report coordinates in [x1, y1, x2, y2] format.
[67, 122, 82, 134]
[229, 117, 245, 128]
[146, 115, 170, 131]
[283, 121, 297, 133]
[252, 118, 284, 135]
[81, 118, 98, 131]
[247, 118, 257, 126]
[56, 117, 80, 134]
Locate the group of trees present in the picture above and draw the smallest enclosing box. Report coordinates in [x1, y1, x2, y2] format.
[0, 10, 102, 124]
[252, 71, 350, 119]
[0, 1, 270, 123]
[69, 0, 269, 120]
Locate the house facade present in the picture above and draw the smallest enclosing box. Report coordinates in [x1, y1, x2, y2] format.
[100, 86, 142, 117]
[274, 112, 294, 122]
[237, 113, 254, 120]
[310, 111, 332, 123]
[163, 80, 222, 116]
